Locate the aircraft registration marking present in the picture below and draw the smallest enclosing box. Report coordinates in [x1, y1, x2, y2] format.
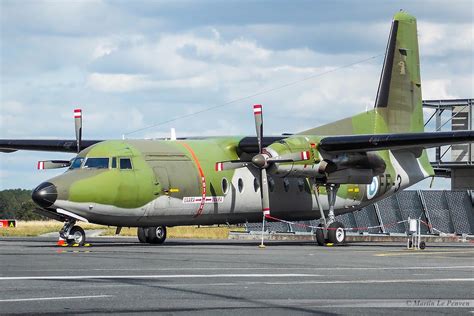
[183, 196, 224, 204]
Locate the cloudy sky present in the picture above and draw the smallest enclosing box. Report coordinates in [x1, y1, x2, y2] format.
[1, 0, 473, 190]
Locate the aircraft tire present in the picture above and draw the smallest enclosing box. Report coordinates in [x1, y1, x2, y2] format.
[67, 226, 86, 246]
[327, 222, 345, 245]
[147, 226, 167, 244]
[315, 224, 325, 246]
[137, 227, 147, 243]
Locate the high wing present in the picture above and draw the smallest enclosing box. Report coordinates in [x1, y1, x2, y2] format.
[318, 130, 473, 153]
[0, 139, 103, 153]
[0, 137, 286, 154]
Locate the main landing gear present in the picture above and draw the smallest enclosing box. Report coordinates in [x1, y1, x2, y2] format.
[314, 184, 346, 246]
[137, 226, 167, 244]
[59, 219, 86, 246]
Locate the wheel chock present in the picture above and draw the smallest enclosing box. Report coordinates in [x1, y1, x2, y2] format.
[84, 243, 91, 247]
[72, 243, 80, 247]
[326, 243, 334, 247]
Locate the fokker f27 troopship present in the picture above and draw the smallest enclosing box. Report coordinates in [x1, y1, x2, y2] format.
[1, 12, 472, 246]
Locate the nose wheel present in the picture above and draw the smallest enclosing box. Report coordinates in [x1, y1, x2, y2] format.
[137, 226, 167, 244]
[68, 226, 86, 246]
[59, 220, 86, 246]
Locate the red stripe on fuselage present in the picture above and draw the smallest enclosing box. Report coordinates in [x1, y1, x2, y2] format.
[179, 142, 206, 218]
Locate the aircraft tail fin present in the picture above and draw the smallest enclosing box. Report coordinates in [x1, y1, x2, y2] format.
[374, 11, 423, 133]
[299, 11, 423, 136]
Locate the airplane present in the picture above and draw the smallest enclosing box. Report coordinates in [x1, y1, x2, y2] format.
[1, 11, 472, 247]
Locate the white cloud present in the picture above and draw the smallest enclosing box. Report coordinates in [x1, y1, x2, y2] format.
[418, 21, 473, 56]
[1, 1, 472, 189]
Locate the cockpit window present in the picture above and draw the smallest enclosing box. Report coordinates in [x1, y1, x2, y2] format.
[119, 158, 132, 170]
[83, 158, 110, 169]
[111, 157, 117, 168]
[69, 157, 84, 170]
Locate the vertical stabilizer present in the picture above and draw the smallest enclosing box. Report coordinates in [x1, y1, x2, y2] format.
[374, 11, 423, 133]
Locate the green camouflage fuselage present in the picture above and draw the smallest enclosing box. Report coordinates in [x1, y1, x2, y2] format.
[47, 133, 432, 227]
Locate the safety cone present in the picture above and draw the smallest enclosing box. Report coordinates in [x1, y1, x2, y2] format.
[57, 237, 66, 246]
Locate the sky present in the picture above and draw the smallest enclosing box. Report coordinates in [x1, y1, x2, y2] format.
[0, 0, 473, 190]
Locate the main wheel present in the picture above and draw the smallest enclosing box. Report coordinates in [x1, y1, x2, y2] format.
[67, 226, 86, 246]
[137, 227, 147, 243]
[315, 224, 326, 246]
[327, 222, 345, 245]
[146, 226, 167, 244]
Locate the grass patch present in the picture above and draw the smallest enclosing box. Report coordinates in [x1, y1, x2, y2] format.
[0, 221, 105, 237]
[0, 220, 245, 239]
[101, 226, 245, 239]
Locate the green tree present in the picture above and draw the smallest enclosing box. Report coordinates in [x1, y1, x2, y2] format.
[0, 189, 46, 220]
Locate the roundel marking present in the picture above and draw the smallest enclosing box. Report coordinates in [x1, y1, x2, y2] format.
[366, 176, 379, 200]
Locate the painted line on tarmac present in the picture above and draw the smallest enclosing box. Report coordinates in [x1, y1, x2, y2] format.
[0, 274, 321, 281]
[263, 278, 474, 285]
[0, 295, 112, 303]
[375, 251, 474, 257]
[3, 265, 473, 273]
[0, 275, 473, 285]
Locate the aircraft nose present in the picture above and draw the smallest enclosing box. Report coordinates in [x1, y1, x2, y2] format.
[32, 182, 58, 208]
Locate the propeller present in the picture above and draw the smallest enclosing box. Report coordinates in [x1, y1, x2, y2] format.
[74, 109, 82, 153]
[37, 109, 83, 170]
[37, 160, 72, 170]
[215, 105, 312, 247]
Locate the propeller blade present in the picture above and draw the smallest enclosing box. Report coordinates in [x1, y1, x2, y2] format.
[260, 168, 270, 216]
[37, 160, 71, 170]
[268, 151, 311, 163]
[215, 161, 251, 171]
[74, 109, 82, 153]
[253, 104, 263, 154]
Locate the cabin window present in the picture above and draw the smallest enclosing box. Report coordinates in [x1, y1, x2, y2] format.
[283, 178, 290, 192]
[111, 157, 117, 168]
[253, 178, 260, 192]
[120, 158, 133, 170]
[69, 157, 84, 170]
[297, 178, 305, 192]
[221, 178, 229, 194]
[238, 178, 244, 193]
[83, 158, 109, 169]
[268, 176, 275, 192]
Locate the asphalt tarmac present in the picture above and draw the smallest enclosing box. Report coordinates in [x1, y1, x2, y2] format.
[0, 237, 473, 315]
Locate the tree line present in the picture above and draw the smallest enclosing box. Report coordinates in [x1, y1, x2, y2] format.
[0, 189, 45, 220]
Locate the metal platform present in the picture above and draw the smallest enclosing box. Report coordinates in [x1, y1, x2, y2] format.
[245, 190, 474, 236]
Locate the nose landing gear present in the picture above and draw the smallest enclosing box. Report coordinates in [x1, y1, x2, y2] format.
[137, 226, 167, 245]
[59, 219, 86, 246]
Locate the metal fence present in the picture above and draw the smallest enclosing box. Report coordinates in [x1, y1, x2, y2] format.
[245, 190, 474, 235]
